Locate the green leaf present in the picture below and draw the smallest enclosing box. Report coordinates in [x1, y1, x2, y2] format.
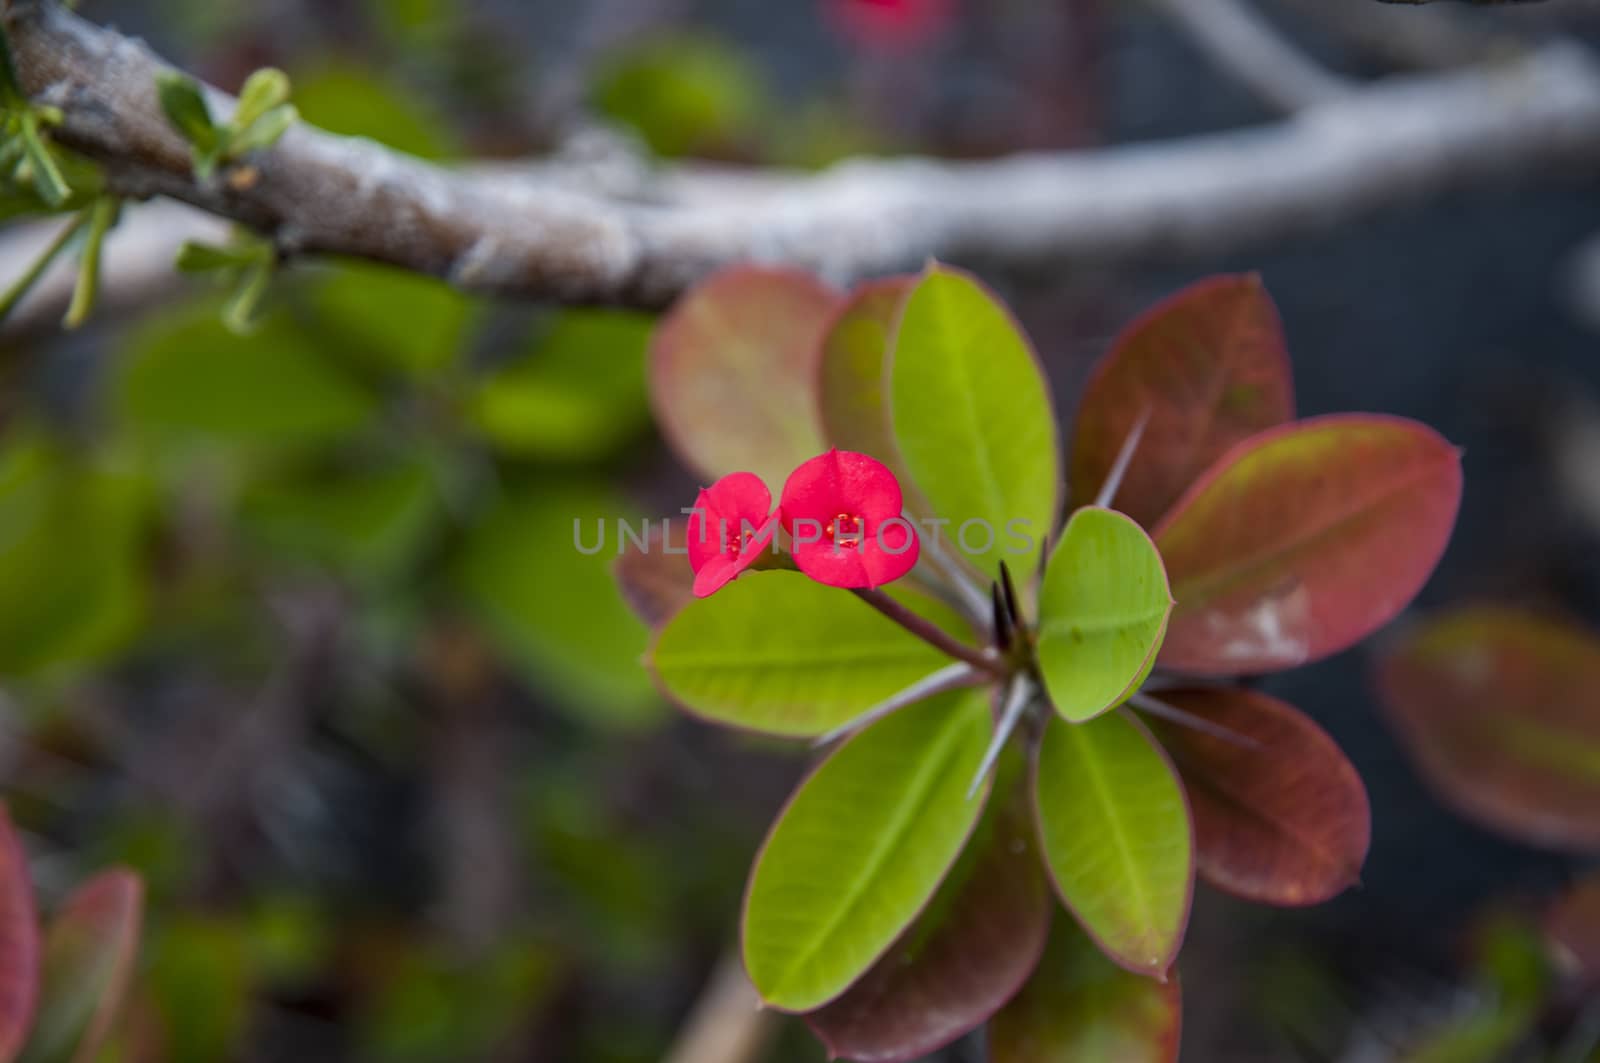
[451, 484, 660, 728]
[1034, 712, 1193, 977]
[155, 72, 218, 153]
[118, 302, 375, 447]
[888, 264, 1059, 583]
[19, 870, 143, 1063]
[804, 753, 1052, 1061]
[0, 436, 146, 679]
[240, 458, 439, 585]
[1036, 507, 1172, 723]
[311, 261, 473, 377]
[990, 920, 1181, 1063]
[649, 265, 839, 492]
[591, 34, 767, 158]
[232, 68, 290, 131]
[743, 689, 994, 1011]
[290, 65, 457, 159]
[650, 570, 966, 737]
[0, 806, 39, 1063]
[469, 310, 652, 460]
[144, 918, 249, 1063]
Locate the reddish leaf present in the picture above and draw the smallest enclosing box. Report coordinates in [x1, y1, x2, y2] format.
[649, 265, 841, 491]
[805, 770, 1052, 1062]
[1145, 687, 1369, 906]
[1376, 608, 1600, 851]
[817, 277, 916, 472]
[614, 519, 694, 627]
[1546, 874, 1600, 984]
[989, 921, 1181, 1063]
[1154, 414, 1461, 675]
[0, 808, 38, 1063]
[22, 870, 143, 1063]
[1071, 274, 1293, 528]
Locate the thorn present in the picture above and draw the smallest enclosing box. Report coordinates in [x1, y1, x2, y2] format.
[1129, 691, 1262, 750]
[967, 678, 1032, 799]
[998, 559, 1021, 625]
[1095, 407, 1152, 511]
[990, 583, 1012, 651]
[813, 662, 978, 748]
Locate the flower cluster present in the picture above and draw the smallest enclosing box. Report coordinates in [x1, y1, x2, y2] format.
[687, 449, 920, 597]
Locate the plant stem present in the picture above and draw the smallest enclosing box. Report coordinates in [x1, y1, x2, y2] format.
[0, 211, 87, 324]
[852, 588, 1007, 678]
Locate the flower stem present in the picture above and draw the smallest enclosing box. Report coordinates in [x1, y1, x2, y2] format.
[852, 588, 1007, 679]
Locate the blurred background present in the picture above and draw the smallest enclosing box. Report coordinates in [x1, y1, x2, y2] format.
[3, 0, 1600, 1059]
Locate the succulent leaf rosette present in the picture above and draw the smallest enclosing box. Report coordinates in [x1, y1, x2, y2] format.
[619, 264, 1462, 1061]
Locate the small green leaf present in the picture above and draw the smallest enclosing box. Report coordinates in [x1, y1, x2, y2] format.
[1036, 507, 1172, 722]
[1034, 712, 1193, 977]
[889, 264, 1059, 583]
[650, 571, 966, 737]
[743, 689, 994, 1011]
[232, 68, 290, 130]
[990, 920, 1181, 1063]
[173, 240, 262, 273]
[221, 257, 273, 334]
[155, 72, 217, 153]
[17, 113, 70, 208]
[228, 103, 297, 154]
[63, 196, 119, 330]
[0, 213, 87, 326]
[19, 870, 143, 1063]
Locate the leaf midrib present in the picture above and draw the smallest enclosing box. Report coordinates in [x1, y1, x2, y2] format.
[1168, 452, 1447, 609]
[771, 702, 980, 1003]
[1061, 719, 1158, 951]
[923, 282, 1010, 547]
[659, 645, 938, 670]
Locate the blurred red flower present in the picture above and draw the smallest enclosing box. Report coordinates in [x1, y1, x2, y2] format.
[824, 0, 954, 52]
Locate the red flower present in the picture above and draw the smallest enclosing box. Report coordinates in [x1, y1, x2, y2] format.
[825, 0, 953, 52]
[687, 472, 780, 598]
[780, 450, 919, 589]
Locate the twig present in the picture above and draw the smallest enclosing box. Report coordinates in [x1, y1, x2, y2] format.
[662, 952, 779, 1063]
[1151, 0, 1351, 112]
[7, 3, 1600, 308]
[852, 588, 1007, 678]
